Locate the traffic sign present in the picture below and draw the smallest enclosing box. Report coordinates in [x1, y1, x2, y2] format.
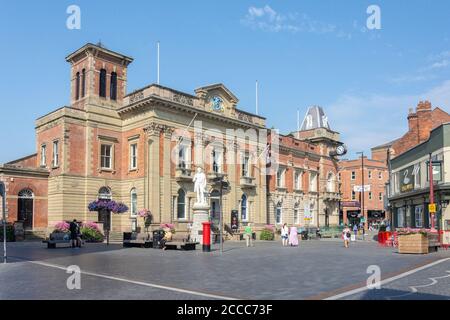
[428, 203, 437, 213]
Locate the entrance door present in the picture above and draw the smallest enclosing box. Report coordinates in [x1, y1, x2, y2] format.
[210, 190, 221, 226]
[18, 189, 34, 230]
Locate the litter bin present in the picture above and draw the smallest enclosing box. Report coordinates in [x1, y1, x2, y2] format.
[153, 229, 165, 249]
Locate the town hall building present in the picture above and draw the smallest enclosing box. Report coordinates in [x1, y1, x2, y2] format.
[0, 43, 343, 238]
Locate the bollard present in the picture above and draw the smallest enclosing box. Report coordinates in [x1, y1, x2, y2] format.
[202, 222, 211, 252]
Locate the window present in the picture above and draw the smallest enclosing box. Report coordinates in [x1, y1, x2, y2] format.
[212, 149, 222, 173]
[52, 140, 59, 167]
[81, 69, 86, 98]
[75, 72, 80, 100]
[369, 192, 373, 200]
[276, 204, 282, 224]
[101, 144, 112, 169]
[130, 143, 138, 170]
[326, 173, 335, 192]
[277, 168, 285, 188]
[294, 206, 299, 225]
[294, 171, 302, 190]
[242, 154, 250, 177]
[379, 192, 383, 201]
[178, 144, 189, 169]
[338, 173, 341, 181]
[413, 164, 421, 188]
[378, 171, 383, 180]
[99, 69, 107, 97]
[98, 187, 112, 200]
[397, 207, 405, 228]
[40, 144, 46, 167]
[110, 72, 117, 100]
[130, 189, 137, 217]
[351, 190, 356, 200]
[368, 171, 372, 179]
[177, 189, 186, 219]
[351, 171, 356, 180]
[241, 194, 248, 222]
[309, 172, 317, 192]
[415, 205, 424, 228]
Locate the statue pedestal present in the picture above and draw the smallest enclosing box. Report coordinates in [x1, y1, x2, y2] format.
[190, 203, 210, 245]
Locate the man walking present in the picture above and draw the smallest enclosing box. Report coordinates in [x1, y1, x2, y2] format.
[69, 219, 79, 248]
[244, 223, 254, 247]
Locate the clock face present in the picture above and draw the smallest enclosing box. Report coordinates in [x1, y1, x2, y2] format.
[210, 96, 224, 112]
[336, 145, 346, 156]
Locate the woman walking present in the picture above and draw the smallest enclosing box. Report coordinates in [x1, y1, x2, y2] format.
[289, 226, 299, 247]
[342, 225, 351, 248]
[281, 223, 289, 246]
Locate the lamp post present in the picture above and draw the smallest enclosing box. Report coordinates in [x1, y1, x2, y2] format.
[0, 181, 7, 264]
[212, 176, 229, 254]
[356, 151, 368, 237]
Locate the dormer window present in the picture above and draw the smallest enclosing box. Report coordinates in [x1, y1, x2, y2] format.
[110, 72, 117, 100]
[99, 69, 107, 98]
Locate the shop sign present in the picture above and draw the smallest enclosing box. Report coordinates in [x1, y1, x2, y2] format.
[400, 164, 420, 193]
[342, 201, 360, 208]
[353, 185, 371, 192]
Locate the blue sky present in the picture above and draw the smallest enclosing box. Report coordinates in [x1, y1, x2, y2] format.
[1, 0, 450, 163]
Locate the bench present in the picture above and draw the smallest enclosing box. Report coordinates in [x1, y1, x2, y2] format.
[123, 232, 153, 248]
[164, 234, 199, 251]
[42, 232, 72, 248]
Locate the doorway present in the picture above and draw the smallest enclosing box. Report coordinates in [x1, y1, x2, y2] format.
[18, 189, 34, 230]
[210, 190, 220, 226]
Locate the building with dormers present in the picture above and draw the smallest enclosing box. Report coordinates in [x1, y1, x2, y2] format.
[0, 43, 344, 238]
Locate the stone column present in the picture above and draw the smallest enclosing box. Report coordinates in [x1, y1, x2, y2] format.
[162, 126, 174, 223]
[145, 123, 162, 224]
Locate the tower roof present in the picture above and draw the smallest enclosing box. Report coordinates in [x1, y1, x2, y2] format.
[300, 106, 331, 131]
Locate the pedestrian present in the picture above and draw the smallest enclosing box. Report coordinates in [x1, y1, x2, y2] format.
[353, 224, 358, 238]
[289, 226, 299, 246]
[69, 219, 79, 248]
[342, 225, 351, 248]
[244, 223, 254, 247]
[281, 223, 289, 246]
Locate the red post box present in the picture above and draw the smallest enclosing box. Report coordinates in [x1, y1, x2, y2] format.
[202, 222, 211, 252]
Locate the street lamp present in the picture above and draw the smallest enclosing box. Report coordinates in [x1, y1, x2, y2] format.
[0, 181, 7, 264]
[211, 175, 229, 254]
[356, 151, 368, 237]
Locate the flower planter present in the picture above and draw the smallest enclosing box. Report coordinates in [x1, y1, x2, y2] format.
[398, 233, 439, 254]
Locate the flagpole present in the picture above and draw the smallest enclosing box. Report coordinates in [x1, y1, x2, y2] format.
[157, 41, 160, 85]
[255, 80, 259, 115]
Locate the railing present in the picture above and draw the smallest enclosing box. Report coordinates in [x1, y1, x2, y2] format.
[175, 167, 193, 181]
[240, 176, 256, 188]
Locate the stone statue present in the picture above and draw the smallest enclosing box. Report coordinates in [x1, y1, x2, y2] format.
[193, 167, 207, 205]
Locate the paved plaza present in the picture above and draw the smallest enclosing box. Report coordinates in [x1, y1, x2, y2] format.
[1, 240, 449, 300]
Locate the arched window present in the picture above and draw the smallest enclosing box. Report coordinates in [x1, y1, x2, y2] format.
[276, 203, 282, 225]
[130, 188, 137, 217]
[177, 189, 186, 219]
[327, 172, 335, 192]
[99, 69, 107, 97]
[110, 72, 117, 100]
[18, 189, 34, 230]
[18, 189, 34, 199]
[241, 194, 248, 222]
[98, 187, 112, 200]
[75, 72, 80, 100]
[81, 69, 86, 98]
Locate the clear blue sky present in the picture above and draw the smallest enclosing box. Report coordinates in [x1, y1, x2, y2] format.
[1, 0, 450, 163]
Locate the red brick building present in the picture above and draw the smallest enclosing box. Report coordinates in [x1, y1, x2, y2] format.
[371, 101, 450, 163]
[338, 157, 388, 227]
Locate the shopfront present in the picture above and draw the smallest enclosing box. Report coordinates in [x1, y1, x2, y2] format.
[388, 123, 450, 241]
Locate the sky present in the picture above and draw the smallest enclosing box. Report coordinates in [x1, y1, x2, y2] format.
[1, 0, 450, 163]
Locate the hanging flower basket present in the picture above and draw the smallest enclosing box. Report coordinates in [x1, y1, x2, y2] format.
[88, 200, 129, 214]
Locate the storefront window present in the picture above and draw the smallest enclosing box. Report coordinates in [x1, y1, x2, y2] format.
[397, 207, 405, 228]
[414, 205, 424, 228]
